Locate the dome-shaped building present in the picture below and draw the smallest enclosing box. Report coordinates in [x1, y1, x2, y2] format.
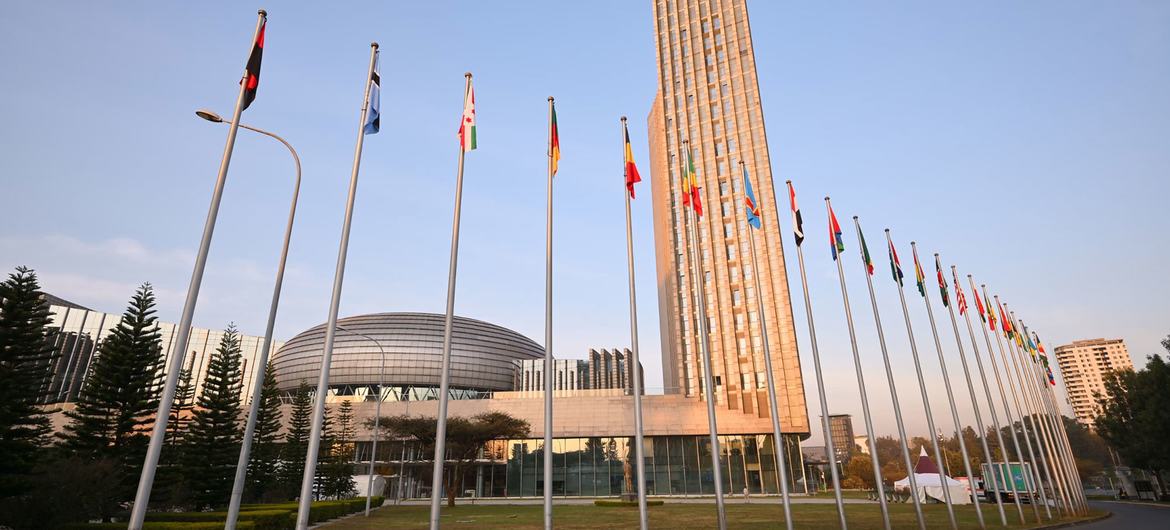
[271, 312, 543, 400]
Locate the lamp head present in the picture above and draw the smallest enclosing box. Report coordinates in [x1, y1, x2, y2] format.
[195, 109, 224, 123]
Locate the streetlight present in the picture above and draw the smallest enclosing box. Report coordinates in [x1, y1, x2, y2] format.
[335, 324, 387, 516]
[199, 109, 303, 530]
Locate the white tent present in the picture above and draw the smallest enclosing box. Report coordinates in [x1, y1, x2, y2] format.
[894, 472, 971, 504]
[893, 447, 971, 504]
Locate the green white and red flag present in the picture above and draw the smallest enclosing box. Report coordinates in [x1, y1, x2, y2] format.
[459, 80, 477, 152]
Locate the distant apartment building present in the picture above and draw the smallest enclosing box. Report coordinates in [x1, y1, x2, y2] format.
[1053, 338, 1134, 428]
[514, 358, 588, 392]
[827, 414, 855, 463]
[588, 348, 641, 392]
[38, 293, 279, 407]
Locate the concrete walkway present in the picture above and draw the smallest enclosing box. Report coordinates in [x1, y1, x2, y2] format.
[1078, 500, 1168, 529]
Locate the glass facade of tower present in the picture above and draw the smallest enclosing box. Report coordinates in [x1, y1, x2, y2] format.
[648, 0, 809, 435]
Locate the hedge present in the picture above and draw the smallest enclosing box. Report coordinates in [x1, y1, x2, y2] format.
[65, 523, 255, 530]
[146, 509, 291, 530]
[594, 499, 665, 507]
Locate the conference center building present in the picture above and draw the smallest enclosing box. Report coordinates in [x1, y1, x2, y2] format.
[271, 312, 809, 500]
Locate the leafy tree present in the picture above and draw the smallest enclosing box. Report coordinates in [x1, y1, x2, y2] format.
[58, 283, 164, 516]
[375, 412, 530, 507]
[1060, 416, 1111, 481]
[183, 325, 245, 509]
[0, 267, 55, 499]
[841, 454, 876, 490]
[246, 362, 284, 502]
[1095, 341, 1170, 497]
[279, 380, 313, 497]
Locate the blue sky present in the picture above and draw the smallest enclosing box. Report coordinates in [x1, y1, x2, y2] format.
[2, 1, 1167, 442]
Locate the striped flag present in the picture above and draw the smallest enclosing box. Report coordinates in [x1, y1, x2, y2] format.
[458, 79, 476, 151]
[549, 102, 560, 175]
[913, 248, 927, 297]
[787, 181, 804, 246]
[858, 225, 874, 275]
[888, 239, 905, 286]
[364, 53, 381, 135]
[828, 202, 844, 260]
[682, 146, 702, 216]
[952, 269, 967, 314]
[973, 287, 986, 322]
[623, 124, 640, 197]
[935, 255, 949, 307]
[241, 14, 266, 111]
[987, 294, 999, 331]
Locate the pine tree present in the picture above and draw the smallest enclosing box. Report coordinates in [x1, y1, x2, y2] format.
[0, 266, 56, 498]
[59, 283, 164, 505]
[246, 362, 283, 502]
[279, 379, 313, 498]
[183, 324, 245, 510]
[166, 355, 197, 448]
[322, 400, 357, 498]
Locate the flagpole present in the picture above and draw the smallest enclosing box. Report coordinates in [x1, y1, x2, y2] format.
[971, 278, 1040, 523]
[744, 164, 792, 530]
[1025, 323, 1087, 514]
[939, 261, 1006, 527]
[127, 11, 266, 530]
[789, 184, 846, 529]
[225, 121, 302, 530]
[294, 42, 378, 530]
[825, 203, 889, 530]
[912, 244, 984, 530]
[681, 140, 727, 530]
[985, 289, 1053, 519]
[855, 219, 925, 530]
[955, 270, 1026, 525]
[621, 117, 649, 530]
[1012, 315, 1078, 515]
[1017, 318, 1078, 514]
[428, 72, 474, 530]
[1003, 308, 1072, 515]
[886, 232, 958, 530]
[543, 96, 555, 530]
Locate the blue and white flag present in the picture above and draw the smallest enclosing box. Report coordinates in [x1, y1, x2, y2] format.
[364, 53, 380, 135]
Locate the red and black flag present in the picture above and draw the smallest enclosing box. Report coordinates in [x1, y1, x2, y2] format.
[241, 15, 267, 110]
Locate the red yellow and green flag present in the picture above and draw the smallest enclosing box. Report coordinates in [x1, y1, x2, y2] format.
[623, 124, 641, 198]
[913, 247, 927, 297]
[549, 102, 560, 176]
[935, 255, 949, 307]
[682, 146, 703, 216]
[858, 225, 874, 275]
[973, 286, 986, 322]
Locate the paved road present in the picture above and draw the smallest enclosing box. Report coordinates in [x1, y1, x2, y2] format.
[1083, 501, 1169, 529]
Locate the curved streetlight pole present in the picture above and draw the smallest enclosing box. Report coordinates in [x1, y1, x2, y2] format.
[335, 324, 387, 517]
[195, 109, 303, 530]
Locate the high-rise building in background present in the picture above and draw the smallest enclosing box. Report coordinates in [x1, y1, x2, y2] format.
[647, 0, 808, 436]
[514, 358, 588, 392]
[827, 414, 855, 463]
[1053, 338, 1134, 428]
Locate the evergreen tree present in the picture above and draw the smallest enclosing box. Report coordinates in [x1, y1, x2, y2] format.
[279, 380, 313, 498]
[246, 362, 283, 502]
[59, 283, 164, 508]
[0, 266, 55, 498]
[322, 400, 356, 498]
[166, 355, 197, 449]
[183, 324, 245, 510]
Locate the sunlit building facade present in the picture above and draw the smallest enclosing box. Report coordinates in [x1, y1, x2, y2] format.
[647, 0, 809, 431]
[1052, 338, 1134, 428]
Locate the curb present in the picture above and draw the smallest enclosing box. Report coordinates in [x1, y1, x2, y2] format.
[1029, 510, 1112, 530]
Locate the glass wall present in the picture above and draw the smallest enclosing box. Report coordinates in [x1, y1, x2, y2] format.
[354, 433, 806, 499]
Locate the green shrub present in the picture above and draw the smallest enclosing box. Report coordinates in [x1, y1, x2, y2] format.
[64, 522, 256, 530]
[593, 499, 665, 507]
[144, 509, 292, 530]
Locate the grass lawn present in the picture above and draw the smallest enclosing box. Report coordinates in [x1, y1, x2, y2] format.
[320, 503, 1105, 529]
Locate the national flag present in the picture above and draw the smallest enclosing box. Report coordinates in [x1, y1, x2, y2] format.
[827, 201, 844, 260]
[952, 269, 967, 315]
[364, 53, 381, 135]
[458, 79, 476, 151]
[743, 166, 761, 229]
[973, 288, 987, 323]
[1034, 332, 1047, 355]
[241, 15, 267, 111]
[682, 146, 703, 216]
[999, 301, 1011, 338]
[787, 181, 804, 246]
[888, 240, 905, 286]
[858, 226, 874, 275]
[623, 125, 640, 197]
[935, 255, 949, 307]
[987, 294, 999, 331]
[913, 248, 927, 297]
[549, 102, 561, 176]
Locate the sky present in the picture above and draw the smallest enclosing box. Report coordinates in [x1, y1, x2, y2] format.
[2, 1, 1168, 445]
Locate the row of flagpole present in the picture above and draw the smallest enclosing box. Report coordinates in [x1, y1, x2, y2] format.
[126, 10, 1088, 530]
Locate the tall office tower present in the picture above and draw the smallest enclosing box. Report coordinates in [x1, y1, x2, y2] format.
[1052, 338, 1134, 429]
[647, 0, 808, 435]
